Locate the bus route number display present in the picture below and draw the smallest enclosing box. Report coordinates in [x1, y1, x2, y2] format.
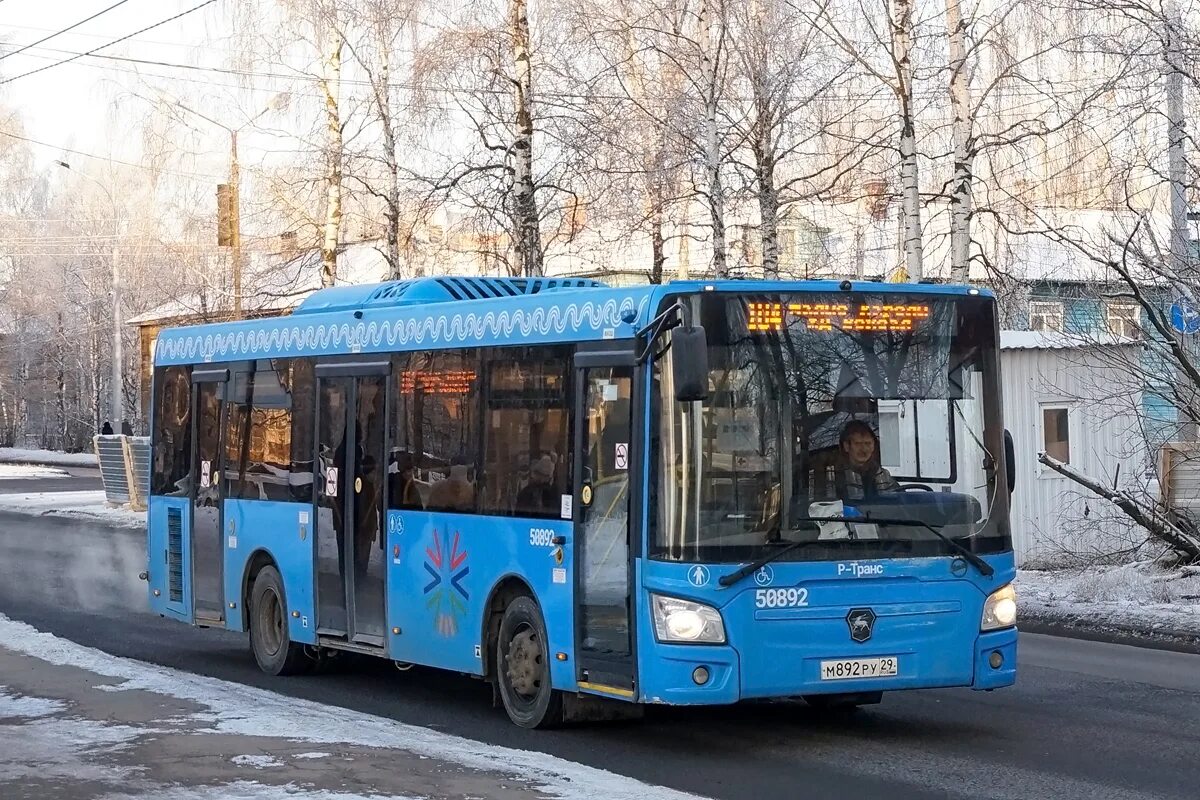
[746, 301, 930, 333]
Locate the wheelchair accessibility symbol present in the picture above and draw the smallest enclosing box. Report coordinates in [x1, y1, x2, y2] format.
[754, 565, 774, 586]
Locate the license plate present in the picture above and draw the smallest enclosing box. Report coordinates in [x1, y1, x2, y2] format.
[820, 656, 899, 681]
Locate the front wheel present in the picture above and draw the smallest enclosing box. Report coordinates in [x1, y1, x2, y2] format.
[249, 565, 310, 676]
[496, 596, 562, 728]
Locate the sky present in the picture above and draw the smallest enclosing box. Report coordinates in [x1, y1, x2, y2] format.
[0, 0, 239, 174]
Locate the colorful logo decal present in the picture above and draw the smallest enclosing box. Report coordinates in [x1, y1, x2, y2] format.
[424, 530, 470, 636]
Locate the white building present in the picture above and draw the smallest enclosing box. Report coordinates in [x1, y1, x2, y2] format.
[1000, 331, 1146, 564]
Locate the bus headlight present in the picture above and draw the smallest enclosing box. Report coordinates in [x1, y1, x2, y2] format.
[981, 584, 1017, 631]
[651, 594, 726, 644]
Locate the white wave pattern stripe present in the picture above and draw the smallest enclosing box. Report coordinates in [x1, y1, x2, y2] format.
[156, 296, 649, 364]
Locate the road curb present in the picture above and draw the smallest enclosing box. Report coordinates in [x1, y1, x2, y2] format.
[1022, 614, 1200, 655]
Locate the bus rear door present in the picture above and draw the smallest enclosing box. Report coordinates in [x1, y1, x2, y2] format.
[314, 362, 389, 648]
[191, 368, 228, 626]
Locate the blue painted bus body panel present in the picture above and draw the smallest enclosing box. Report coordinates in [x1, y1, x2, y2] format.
[222, 499, 318, 645]
[147, 496, 192, 623]
[635, 552, 1017, 704]
[385, 510, 576, 688]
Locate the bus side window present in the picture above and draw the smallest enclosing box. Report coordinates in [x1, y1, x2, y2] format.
[151, 365, 193, 497]
[392, 349, 482, 515]
[481, 345, 571, 519]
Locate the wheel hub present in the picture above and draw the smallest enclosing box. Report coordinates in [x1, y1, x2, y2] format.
[505, 628, 541, 698]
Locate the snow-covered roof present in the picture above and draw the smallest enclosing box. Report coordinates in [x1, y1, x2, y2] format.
[1000, 330, 1139, 350]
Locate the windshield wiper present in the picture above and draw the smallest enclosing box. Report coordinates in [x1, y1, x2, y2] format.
[717, 517, 905, 588]
[858, 515, 994, 577]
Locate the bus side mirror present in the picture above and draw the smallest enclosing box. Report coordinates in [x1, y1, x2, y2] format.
[672, 325, 709, 402]
[1004, 429, 1015, 495]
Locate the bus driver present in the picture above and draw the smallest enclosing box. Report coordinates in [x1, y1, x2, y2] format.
[835, 420, 900, 501]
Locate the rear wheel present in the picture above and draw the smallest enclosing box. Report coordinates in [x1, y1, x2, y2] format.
[496, 596, 562, 728]
[249, 565, 310, 676]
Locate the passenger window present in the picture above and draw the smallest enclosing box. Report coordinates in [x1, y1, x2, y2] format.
[225, 359, 294, 501]
[482, 346, 572, 518]
[151, 366, 192, 496]
[290, 359, 315, 502]
[391, 349, 481, 513]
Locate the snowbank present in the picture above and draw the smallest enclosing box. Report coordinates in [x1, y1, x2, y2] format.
[0, 490, 144, 529]
[0, 464, 68, 479]
[0, 448, 97, 468]
[0, 613, 705, 800]
[1017, 563, 1200, 638]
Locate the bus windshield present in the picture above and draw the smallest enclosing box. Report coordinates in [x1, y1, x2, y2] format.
[651, 292, 1011, 564]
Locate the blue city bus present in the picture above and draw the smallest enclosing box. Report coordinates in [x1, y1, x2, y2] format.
[145, 276, 1017, 727]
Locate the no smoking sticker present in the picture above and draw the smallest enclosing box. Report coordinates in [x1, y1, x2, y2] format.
[614, 442, 629, 470]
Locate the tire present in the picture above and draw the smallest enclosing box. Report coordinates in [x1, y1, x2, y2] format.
[803, 691, 883, 711]
[249, 565, 310, 676]
[496, 595, 563, 729]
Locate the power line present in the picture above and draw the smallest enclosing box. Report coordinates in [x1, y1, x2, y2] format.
[0, 0, 218, 86]
[0, 128, 222, 180]
[0, 0, 135, 64]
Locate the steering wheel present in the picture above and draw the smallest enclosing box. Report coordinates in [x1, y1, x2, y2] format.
[901, 483, 934, 492]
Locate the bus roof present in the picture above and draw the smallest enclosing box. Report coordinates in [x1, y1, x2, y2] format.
[152, 277, 993, 367]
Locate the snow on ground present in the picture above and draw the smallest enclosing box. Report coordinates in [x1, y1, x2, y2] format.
[0, 490, 144, 530]
[0, 613, 706, 800]
[230, 755, 286, 770]
[0, 464, 68, 479]
[1017, 563, 1200, 637]
[0, 448, 96, 468]
[96, 781, 421, 800]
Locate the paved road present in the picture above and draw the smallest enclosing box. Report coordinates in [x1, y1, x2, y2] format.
[0, 508, 1196, 800]
[0, 468, 101, 495]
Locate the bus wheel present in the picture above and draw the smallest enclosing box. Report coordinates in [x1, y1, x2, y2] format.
[496, 596, 563, 729]
[249, 566, 310, 676]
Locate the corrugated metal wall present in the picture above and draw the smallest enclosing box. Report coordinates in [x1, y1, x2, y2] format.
[1001, 345, 1144, 564]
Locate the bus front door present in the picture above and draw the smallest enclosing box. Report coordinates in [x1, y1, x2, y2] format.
[573, 360, 636, 695]
[315, 366, 388, 647]
[191, 375, 227, 625]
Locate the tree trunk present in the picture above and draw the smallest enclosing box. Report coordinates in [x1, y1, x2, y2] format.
[650, 186, 666, 284]
[946, 0, 972, 284]
[375, 22, 402, 280]
[320, 19, 344, 288]
[701, 0, 727, 277]
[509, 0, 543, 278]
[892, 0, 923, 282]
[56, 311, 67, 451]
[756, 142, 780, 279]
[1040, 453, 1200, 562]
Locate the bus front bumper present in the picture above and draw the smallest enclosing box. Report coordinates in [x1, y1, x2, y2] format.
[636, 627, 1018, 705]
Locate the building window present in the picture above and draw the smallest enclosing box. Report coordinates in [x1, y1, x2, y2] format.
[1106, 301, 1141, 339]
[481, 346, 572, 518]
[391, 349, 481, 513]
[151, 366, 192, 496]
[1029, 300, 1064, 332]
[1041, 405, 1071, 465]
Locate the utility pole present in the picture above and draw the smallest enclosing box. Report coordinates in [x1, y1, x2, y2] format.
[1165, 3, 1196, 441]
[1167, 1, 1188, 278]
[230, 130, 242, 318]
[169, 93, 287, 319]
[111, 215, 123, 430]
